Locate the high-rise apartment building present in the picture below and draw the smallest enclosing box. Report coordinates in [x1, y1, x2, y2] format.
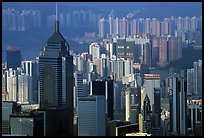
[99, 18, 105, 38]
[168, 36, 182, 62]
[119, 17, 127, 38]
[158, 36, 168, 67]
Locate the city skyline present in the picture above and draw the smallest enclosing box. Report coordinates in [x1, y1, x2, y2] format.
[2, 2, 202, 136]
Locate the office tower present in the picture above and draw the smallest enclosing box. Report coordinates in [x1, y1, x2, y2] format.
[2, 101, 21, 134]
[129, 87, 141, 124]
[143, 74, 160, 110]
[17, 73, 32, 104]
[142, 42, 151, 67]
[168, 71, 187, 136]
[90, 78, 114, 121]
[119, 17, 127, 38]
[99, 18, 105, 38]
[111, 59, 124, 80]
[123, 59, 132, 76]
[143, 95, 152, 132]
[74, 72, 86, 97]
[78, 95, 106, 136]
[139, 87, 145, 133]
[187, 69, 194, 95]
[177, 16, 183, 31]
[152, 88, 161, 128]
[125, 89, 130, 121]
[179, 70, 187, 136]
[107, 120, 131, 136]
[6, 47, 21, 70]
[126, 38, 135, 60]
[38, 17, 73, 135]
[158, 36, 168, 67]
[190, 16, 197, 31]
[168, 36, 182, 62]
[113, 81, 123, 116]
[116, 38, 134, 60]
[134, 44, 141, 63]
[95, 56, 108, 78]
[193, 60, 202, 97]
[22, 60, 38, 103]
[187, 99, 202, 136]
[89, 42, 100, 61]
[73, 54, 84, 72]
[184, 16, 190, 32]
[10, 111, 44, 136]
[151, 37, 159, 67]
[4, 68, 21, 102]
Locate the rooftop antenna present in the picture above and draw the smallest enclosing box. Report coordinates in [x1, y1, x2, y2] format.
[56, 2, 58, 21]
[55, 2, 59, 32]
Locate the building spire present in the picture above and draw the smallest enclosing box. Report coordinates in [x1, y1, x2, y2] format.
[55, 2, 59, 32]
[56, 2, 58, 21]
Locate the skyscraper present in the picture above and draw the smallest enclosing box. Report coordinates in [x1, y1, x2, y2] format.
[78, 95, 106, 136]
[151, 37, 159, 67]
[187, 69, 194, 96]
[6, 47, 21, 70]
[168, 71, 187, 136]
[184, 16, 190, 32]
[116, 38, 134, 60]
[38, 15, 73, 135]
[89, 42, 100, 61]
[193, 60, 202, 97]
[158, 36, 168, 67]
[168, 36, 182, 62]
[99, 18, 105, 38]
[90, 78, 114, 121]
[22, 60, 38, 103]
[119, 17, 127, 38]
[143, 74, 160, 110]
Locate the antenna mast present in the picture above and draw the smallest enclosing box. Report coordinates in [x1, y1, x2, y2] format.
[56, 2, 58, 21]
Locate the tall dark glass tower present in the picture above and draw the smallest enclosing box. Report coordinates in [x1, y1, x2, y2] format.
[38, 18, 73, 135]
[6, 47, 21, 70]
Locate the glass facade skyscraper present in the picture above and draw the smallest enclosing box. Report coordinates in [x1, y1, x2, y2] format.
[38, 19, 73, 135]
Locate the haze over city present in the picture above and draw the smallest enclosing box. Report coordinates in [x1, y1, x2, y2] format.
[2, 2, 202, 136]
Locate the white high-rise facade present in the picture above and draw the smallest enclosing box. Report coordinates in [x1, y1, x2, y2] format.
[89, 42, 100, 61]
